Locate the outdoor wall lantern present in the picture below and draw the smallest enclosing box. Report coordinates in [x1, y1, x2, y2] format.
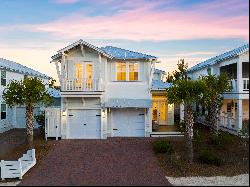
[62, 110, 67, 116]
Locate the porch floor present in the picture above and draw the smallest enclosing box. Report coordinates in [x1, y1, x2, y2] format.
[153, 125, 178, 132]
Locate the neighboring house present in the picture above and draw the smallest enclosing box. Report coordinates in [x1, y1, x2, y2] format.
[0, 58, 59, 133]
[50, 39, 164, 139]
[187, 44, 249, 134]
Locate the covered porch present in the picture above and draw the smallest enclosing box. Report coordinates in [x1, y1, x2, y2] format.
[150, 91, 182, 137]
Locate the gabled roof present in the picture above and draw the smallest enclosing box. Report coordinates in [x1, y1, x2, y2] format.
[151, 80, 172, 90]
[100, 46, 157, 60]
[0, 58, 50, 79]
[51, 39, 157, 61]
[188, 44, 249, 72]
[47, 87, 61, 98]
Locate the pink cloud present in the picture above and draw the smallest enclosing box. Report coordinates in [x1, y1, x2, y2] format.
[2, 0, 249, 42]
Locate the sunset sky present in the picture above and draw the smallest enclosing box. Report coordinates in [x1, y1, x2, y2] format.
[0, 0, 249, 83]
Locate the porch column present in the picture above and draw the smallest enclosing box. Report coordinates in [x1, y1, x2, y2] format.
[237, 61, 243, 92]
[236, 99, 243, 130]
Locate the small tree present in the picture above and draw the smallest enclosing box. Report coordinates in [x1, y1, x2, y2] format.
[200, 73, 231, 134]
[3, 77, 53, 148]
[167, 79, 204, 163]
[166, 59, 204, 163]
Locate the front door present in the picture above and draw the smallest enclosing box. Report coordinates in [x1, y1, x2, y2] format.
[152, 100, 168, 125]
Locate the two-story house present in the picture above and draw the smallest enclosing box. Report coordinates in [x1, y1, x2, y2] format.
[50, 40, 158, 139]
[0, 58, 58, 133]
[187, 44, 249, 134]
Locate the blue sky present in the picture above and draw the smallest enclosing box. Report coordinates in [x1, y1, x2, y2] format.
[0, 0, 249, 81]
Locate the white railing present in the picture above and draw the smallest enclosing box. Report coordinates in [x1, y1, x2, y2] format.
[1, 149, 36, 180]
[243, 78, 249, 91]
[229, 79, 237, 92]
[219, 115, 237, 131]
[63, 78, 102, 91]
[196, 115, 239, 135]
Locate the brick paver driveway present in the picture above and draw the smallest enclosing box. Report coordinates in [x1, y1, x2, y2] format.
[19, 138, 171, 186]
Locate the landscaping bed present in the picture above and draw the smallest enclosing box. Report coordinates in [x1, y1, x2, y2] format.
[154, 124, 249, 177]
[0, 129, 51, 183]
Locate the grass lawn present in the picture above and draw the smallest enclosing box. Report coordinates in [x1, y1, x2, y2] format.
[154, 124, 249, 177]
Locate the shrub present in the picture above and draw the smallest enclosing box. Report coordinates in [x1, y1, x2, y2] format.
[176, 120, 186, 133]
[34, 111, 45, 134]
[198, 149, 223, 166]
[194, 129, 205, 144]
[210, 132, 233, 146]
[239, 119, 249, 138]
[153, 139, 173, 154]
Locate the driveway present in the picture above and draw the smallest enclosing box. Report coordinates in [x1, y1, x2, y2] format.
[19, 138, 171, 186]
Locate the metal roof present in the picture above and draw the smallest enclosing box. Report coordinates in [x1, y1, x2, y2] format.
[47, 87, 61, 98]
[100, 46, 157, 60]
[103, 98, 152, 108]
[188, 44, 249, 72]
[51, 39, 157, 61]
[0, 58, 50, 79]
[151, 80, 172, 90]
[154, 69, 166, 74]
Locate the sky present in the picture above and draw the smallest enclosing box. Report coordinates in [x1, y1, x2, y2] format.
[0, 0, 249, 84]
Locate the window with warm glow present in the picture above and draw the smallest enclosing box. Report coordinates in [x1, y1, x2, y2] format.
[116, 62, 126, 81]
[129, 63, 138, 81]
[75, 64, 83, 87]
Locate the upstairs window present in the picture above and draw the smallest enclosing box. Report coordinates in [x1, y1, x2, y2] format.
[116, 62, 126, 81]
[1, 104, 6, 120]
[1, 70, 6, 86]
[129, 63, 138, 81]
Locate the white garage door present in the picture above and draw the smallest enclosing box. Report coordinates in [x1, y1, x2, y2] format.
[68, 109, 101, 139]
[16, 107, 41, 128]
[112, 109, 145, 137]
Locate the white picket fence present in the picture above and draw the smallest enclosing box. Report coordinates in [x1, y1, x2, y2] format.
[0, 149, 36, 180]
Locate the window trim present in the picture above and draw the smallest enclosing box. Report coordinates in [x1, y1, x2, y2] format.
[115, 61, 140, 82]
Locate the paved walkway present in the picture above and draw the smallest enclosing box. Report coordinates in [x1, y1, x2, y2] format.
[19, 138, 171, 186]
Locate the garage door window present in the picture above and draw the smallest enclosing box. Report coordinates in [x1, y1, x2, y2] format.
[1, 104, 6, 120]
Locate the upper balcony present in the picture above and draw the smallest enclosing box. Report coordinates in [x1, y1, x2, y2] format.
[62, 78, 103, 92]
[230, 78, 249, 92]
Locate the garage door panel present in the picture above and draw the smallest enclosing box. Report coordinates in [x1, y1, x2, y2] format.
[112, 109, 145, 137]
[68, 109, 101, 139]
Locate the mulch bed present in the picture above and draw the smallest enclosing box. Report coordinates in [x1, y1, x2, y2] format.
[0, 129, 51, 183]
[154, 124, 249, 177]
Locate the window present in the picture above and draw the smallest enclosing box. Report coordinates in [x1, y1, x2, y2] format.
[116, 62, 126, 81]
[227, 103, 232, 113]
[1, 104, 6, 120]
[75, 64, 83, 88]
[1, 70, 6, 86]
[129, 63, 138, 81]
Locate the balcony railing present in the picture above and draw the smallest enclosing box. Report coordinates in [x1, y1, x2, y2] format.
[228, 78, 249, 92]
[243, 78, 249, 91]
[63, 78, 102, 91]
[229, 79, 237, 92]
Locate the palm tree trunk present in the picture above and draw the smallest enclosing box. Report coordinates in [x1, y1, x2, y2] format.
[208, 101, 220, 135]
[185, 104, 194, 164]
[26, 104, 34, 149]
